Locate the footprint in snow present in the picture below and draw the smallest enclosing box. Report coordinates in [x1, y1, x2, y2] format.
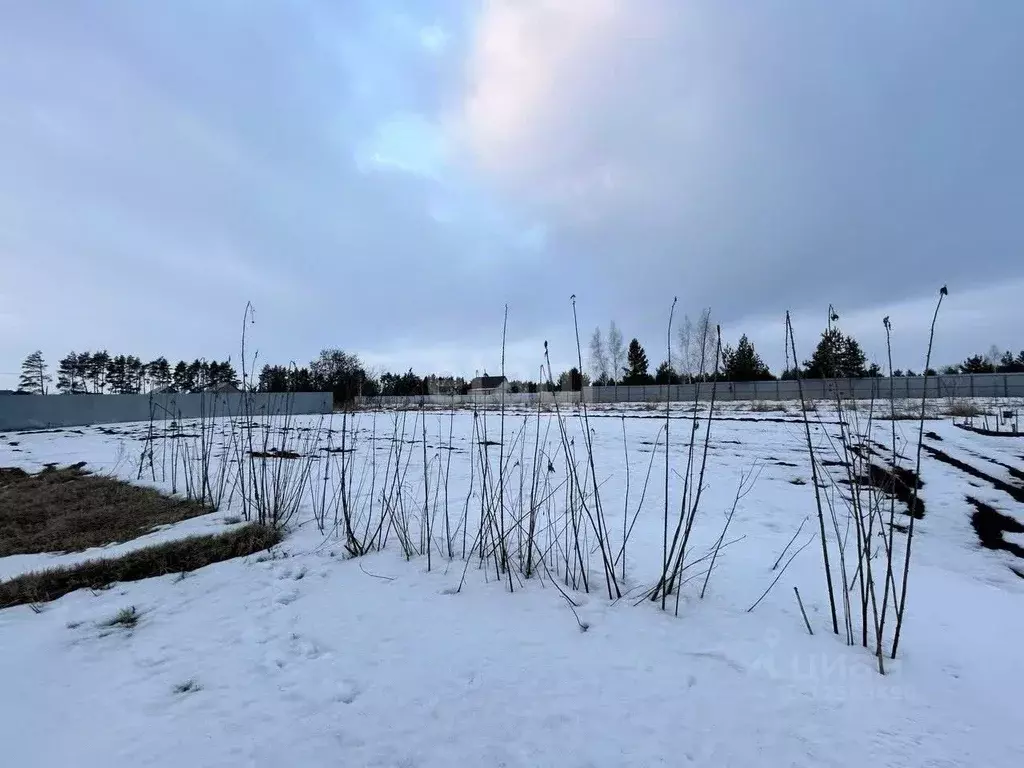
[334, 678, 361, 705]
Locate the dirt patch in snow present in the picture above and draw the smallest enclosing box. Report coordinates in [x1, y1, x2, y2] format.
[924, 445, 1024, 505]
[0, 464, 213, 557]
[0, 523, 281, 608]
[966, 496, 1024, 560]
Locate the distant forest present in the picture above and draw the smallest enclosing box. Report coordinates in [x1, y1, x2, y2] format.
[12, 330, 1024, 402]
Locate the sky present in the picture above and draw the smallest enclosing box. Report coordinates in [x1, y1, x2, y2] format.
[1, 0, 1022, 389]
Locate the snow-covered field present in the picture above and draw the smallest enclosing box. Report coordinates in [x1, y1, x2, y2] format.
[1, 403, 1022, 767]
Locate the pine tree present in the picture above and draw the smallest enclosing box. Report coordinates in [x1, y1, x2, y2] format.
[623, 338, 652, 384]
[839, 335, 867, 377]
[125, 356, 144, 394]
[56, 351, 87, 394]
[106, 355, 130, 394]
[18, 351, 51, 394]
[721, 335, 773, 381]
[172, 361, 190, 392]
[804, 328, 867, 378]
[960, 354, 994, 374]
[996, 350, 1024, 373]
[258, 365, 290, 392]
[147, 358, 172, 391]
[88, 351, 111, 393]
[76, 352, 93, 391]
[654, 361, 680, 384]
[186, 360, 204, 392]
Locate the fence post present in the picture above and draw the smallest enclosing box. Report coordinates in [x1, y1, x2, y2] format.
[1005, 375, 1009, 399]
[970, 375, 975, 398]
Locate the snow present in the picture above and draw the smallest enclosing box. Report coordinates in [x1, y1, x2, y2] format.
[1, 406, 1022, 767]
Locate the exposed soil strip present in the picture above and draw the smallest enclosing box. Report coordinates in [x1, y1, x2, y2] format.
[923, 445, 1024, 505]
[0, 524, 282, 608]
[966, 496, 1024, 560]
[954, 423, 1022, 438]
[963, 451, 1024, 486]
[845, 463, 926, 520]
[249, 449, 303, 460]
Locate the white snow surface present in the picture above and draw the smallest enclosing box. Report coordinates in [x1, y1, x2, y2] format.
[1, 408, 1022, 767]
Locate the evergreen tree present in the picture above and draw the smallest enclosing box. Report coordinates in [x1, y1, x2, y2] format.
[556, 367, 588, 391]
[125, 356, 144, 394]
[88, 351, 110, 393]
[105, 355, 130, 394]
[147, 358, 172, 391]
[996, 350, 1024, 373]
[654, 361, 681, 385]
[18, 350, 51, 394]
[185, 359, 204, 392]
[721, 335, 773, 381]
[960, 354, 994, 374]
[172, 361, 190, 392]
[958, 354, 991, 376]
[56, 352, 87, 394]
[780, 366, 802, 380]
[622, 338, 652, 384]
[258, 364, 290, 392]
[839, 335, 867, 377]
[213, 360, 240, 388]
[290, 367, 314, 392]
[804, 328, 867, 378]
[75, 352, 92, 390]
[379, 368, 424, 396]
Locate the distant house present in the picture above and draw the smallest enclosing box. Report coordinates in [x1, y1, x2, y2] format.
[468, 375, 508, 395]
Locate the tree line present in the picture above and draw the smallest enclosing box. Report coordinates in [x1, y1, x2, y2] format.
[15, 350, 239, 395]
[14, 336, 1024, 400]
[256, 350, 591, 401]
[588, 313, 1024, 384]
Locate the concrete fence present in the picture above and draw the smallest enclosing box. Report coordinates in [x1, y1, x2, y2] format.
[354, 373, 1024, 409]
[586, 372, 1024, 404]
[355, 391, 582, 408]
[0, 392, 334, 432]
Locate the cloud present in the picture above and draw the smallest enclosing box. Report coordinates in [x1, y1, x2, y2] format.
[457, 0, 1024, 357]
[0, 1, 1021, 388]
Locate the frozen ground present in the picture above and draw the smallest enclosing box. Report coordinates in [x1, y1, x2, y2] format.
[1, 403, 1022, 767]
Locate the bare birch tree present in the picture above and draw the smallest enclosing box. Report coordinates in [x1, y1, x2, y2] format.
[676, 308, 714, 380]
[589, 327, 610, 383]
[607, 322, 625, 383]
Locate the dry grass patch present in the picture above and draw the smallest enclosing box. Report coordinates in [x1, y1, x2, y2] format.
[0, 523, 282, 608]
[942, 399, 986, 418]
[749, 400, 789, 413]
[0, 464, 213, 557]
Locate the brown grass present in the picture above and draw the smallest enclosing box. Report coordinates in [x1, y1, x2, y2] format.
[748, 400, 789, 413]
[942, 399, 986, 418]
[0, 464, 213, 557]
[0, 524, 282, 608]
